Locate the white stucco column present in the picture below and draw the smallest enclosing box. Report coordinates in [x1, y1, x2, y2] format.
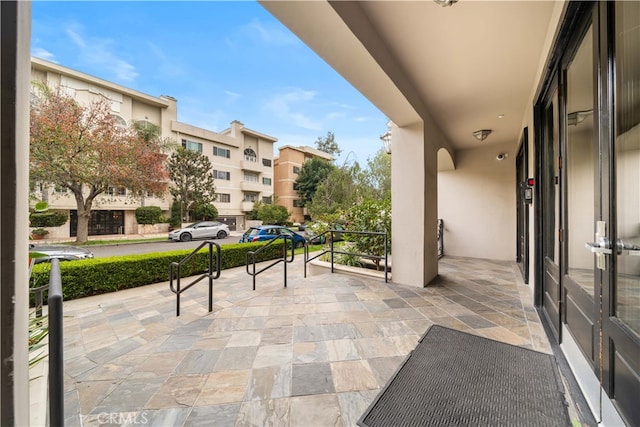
[391, 122, 439, 287]
[1, 1, 31, 425]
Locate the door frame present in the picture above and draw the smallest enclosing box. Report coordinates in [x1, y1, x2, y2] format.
[515, 129, 530, 284]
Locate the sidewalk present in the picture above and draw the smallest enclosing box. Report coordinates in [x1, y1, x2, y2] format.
[32, 230, 245, 245]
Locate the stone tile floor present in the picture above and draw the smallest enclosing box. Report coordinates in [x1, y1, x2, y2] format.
[62, 256, 557, 426]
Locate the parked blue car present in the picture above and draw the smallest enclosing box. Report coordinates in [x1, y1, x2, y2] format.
[239, 225, 306, 248]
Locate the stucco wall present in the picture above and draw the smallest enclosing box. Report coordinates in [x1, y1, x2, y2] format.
[438, 142, 516, 260]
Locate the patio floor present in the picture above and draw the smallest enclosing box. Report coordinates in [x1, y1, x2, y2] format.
[61, 256, 559, 426]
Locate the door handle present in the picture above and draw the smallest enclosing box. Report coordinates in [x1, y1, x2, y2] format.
[616, 239, 640, 256]
[585, 237, 612, 255]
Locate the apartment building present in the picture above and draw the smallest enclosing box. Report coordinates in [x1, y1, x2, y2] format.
[172, 120, 277, 231]
[30, 57, 177, 237]
[30, 58, 276, 236]
[273, 145, 333, 223]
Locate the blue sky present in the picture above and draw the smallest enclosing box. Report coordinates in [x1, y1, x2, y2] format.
[31, 1, 388, 165]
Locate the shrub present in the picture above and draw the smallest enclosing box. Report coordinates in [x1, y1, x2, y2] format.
[345, 198, 391, 269]
[30, 241, 289, 302]
[29, 211, 68, 228]
[31, 228, 49, 236]
[169, 202, 182, 228]
[135, 206, 163, 225]
[190, 202, 218, 221]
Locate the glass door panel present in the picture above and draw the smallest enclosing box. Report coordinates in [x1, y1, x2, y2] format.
[566, 27, 596, 297]
[614, 1, 640, 337]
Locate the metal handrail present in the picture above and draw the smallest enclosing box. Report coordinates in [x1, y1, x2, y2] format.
[304, 229, 389, 283]
[169, 240, 221, 317]
[246, 235, 294, 290]
[48, 259, 64, 427]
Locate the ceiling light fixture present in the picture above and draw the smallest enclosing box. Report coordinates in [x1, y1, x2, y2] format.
[473, 129, 492, 142]
[433, 0, 458, 7]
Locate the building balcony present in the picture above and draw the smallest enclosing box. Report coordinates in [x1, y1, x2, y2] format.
[240, 181, 263, 192]
[241, 158, 267, 173]
[241, 201, 255, 212]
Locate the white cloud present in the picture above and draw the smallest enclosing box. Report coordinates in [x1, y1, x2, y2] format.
[265, 89, 323, 131]
[148, 42, 183, 78]
[353, 116, 370, 123]
[64, 23, 139, 83]
[241, 19, 299, 46]
[224, 90, 242, 103]
[32, 48, 57, 62]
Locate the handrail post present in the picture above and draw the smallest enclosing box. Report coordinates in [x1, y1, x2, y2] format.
[48, 259, 64, 427]
[283, 235, 288, 288]
[304, 241, 307, 278]
[330, 232, 334, 273]
[252, 252, 256, 291]
[384, 233, 388, 283]
[208, 242, 213, 312]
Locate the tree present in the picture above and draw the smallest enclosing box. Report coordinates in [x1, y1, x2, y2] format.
[190, 201, 218, 221]
[256, 204, 290, 225]
[167, 147, 216, 222]
[30, 83, 168, 243]
[315, 131, 342, 157]
[295, 157, 336, 205]
[308, 164, 358, 217]
[365, 148, 391, 201]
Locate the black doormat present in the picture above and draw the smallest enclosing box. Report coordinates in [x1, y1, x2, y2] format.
[358, 325, 570, 427]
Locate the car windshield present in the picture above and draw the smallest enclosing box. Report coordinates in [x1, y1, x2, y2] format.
[246, 228, 261, 236]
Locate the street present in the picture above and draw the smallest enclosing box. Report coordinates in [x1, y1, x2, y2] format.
[88, 235, 241, 258]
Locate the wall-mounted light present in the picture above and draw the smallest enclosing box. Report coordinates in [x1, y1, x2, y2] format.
[473, 129, 492, 142]
[433, 0, 458, 6]
[567, 109, 593, 126]
[380, 130, 392, 154]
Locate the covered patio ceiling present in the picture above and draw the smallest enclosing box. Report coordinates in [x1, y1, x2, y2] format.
[260, 0, 562, 152]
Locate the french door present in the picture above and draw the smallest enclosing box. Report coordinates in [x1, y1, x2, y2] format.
[539, 3, 639, 425]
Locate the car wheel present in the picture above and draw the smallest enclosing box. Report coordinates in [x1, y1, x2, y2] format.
[217, 230, 227, 239]
[295, 241, 304, 249]
[180, 233, 192, 242]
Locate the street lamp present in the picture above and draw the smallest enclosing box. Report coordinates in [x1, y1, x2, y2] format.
[380, 130, 392, 154]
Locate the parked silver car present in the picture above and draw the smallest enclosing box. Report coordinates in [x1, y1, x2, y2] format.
[168, 221, 230, 242]
[29, 244, 95, 264]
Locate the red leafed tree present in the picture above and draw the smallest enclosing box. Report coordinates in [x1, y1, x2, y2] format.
[30, 83, 169, 243]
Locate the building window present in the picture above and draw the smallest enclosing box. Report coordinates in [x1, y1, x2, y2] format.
[213, 146, 231, 159]
[293, 199, 303, 208]
[53, 184, 68, 194]
[293, 166, 301, 174]
[262, 196, 272, 204]
[244, 193, 259, 202]
[216, 193, 231, 203]
[182, 139, 203, 153]
[293, 183, 299, 191]
[244, 148, 257, 162]
[244, 172, 259, 182]
[107, 186, 127, 196]
[112, 114, 127, 128]
[262, 177, 272, 186]
[213, 170, 231, 180]
[262, 158, 272, 167]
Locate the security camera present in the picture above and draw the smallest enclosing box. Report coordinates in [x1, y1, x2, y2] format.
[496, 153, 508, 161]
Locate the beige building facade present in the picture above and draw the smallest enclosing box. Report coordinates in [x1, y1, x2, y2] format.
[29, 58, 276, 236]
[273, 145, 333, 223]
[172, 120, 276, 231]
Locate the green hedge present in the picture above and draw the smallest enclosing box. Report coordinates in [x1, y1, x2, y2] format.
[29, 211, 68, 227]
[135, 206, 164, 225]
[30, 241, 289, 301]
